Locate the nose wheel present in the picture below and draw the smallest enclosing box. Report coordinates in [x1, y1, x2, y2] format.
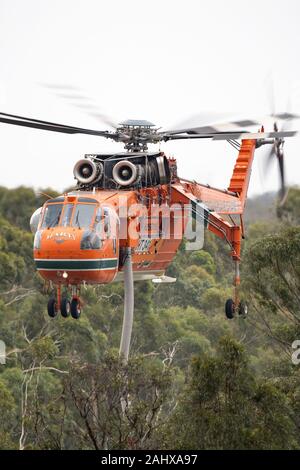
[47, 286, 82, 320]
[47, 297, 58, 318]
[70, 298, 81, 319]
[60, 297, 71, 318]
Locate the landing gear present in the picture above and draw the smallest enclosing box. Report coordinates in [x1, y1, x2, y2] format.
[47, 285, 82, 319]
[225, 299, 248, 319]
[224, 258, 248, 319]
[60, 297, 71, 318]
[238, 300, 248, 318]
[70, 298, 81, 319]
[225, 298, 235, 319]
[47, 297, 58, 318]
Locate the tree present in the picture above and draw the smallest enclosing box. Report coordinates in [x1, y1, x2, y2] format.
[1, 185, 300, 450]
[277, 187, 300, 225]
[64, 352, 174, 450]
[164, 337, 298, 449]
[243, 227, 300, 353]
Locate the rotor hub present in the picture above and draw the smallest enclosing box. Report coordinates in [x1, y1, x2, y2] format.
[116, 120, 159, 152]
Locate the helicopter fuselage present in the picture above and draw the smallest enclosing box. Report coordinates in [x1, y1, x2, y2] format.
[33, 184, 189, 287]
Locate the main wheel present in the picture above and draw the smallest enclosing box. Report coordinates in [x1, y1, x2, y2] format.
[61, 297, 71, 318]
[238, 301, 248, 318]
[47, 297, 58, 318]
[71, 298, 81, 319]
[225, 298, 235, 319]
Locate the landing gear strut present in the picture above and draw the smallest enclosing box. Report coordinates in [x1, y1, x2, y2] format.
[225, 260, 248, 319]
[47, 285, 82, 320]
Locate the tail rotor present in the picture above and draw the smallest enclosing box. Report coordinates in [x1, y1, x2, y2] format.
[264, 119, 288, 205]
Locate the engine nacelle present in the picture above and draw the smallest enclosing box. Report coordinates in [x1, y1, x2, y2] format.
[73, 159, 103, 185]
[112, 160, 139, 186]
[74, 152, 171, 189]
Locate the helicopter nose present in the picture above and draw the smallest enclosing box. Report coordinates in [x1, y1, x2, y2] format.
[33, 225, 119, 285]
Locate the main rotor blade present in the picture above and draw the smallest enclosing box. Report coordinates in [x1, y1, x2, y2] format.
[160, 119, 261, 136]
[72, 106, 118, 129]
[162, 113, 300, 137]
[0, 112, 115, 138]
[164, 130, 297, 141]
[55, 93, 94, 101]
[40, 83, 81, 91]
[0, 111, 98, 130]
[272, 112, 299, 121]
[41, 83, 119, 129]
[212, 130, 297, 140]
[162, 111, 237, 134]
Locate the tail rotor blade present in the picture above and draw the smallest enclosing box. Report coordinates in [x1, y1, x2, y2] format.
[264, 145, 275, 172]
[275, 141, 288, 205]
[277, 152, 286, 202]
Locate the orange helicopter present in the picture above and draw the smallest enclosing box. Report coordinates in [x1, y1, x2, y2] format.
[0, 111, 297, 331]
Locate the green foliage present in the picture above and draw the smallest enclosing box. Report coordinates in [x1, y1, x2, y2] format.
[277, 186, 300, 224]
[30, 337, 59, 362]
[163, 337, 297, 450]
[0, 186, 59, 231]
[243, 227, 300, 345]
[0, 216, 34, 286]
[0, 379, 16, 419]
[189, 251, 216, 275]
[0, 185, 300, 449]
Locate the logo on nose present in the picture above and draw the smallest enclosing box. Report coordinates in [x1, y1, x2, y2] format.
[47, 232, 76, 241]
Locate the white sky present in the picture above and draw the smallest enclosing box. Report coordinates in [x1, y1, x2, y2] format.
[0, 0, 300, 195]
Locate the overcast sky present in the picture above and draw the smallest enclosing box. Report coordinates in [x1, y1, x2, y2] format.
[0, 0, 300, 196]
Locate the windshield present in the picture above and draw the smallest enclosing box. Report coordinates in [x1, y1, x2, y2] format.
[41, 203, 63, 228]
[72, 204, 96, 229]
[61, 204, 74, 227]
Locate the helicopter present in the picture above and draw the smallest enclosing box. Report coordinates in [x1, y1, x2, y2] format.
[0, 110, 297, 357]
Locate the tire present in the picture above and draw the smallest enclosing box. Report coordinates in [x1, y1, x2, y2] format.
[61, 297, 71, 318]
[238, 301, 248, 318]
[71, 298, 81, 319]
[47, 297, 58, 318]
[225, 298, 235, 319]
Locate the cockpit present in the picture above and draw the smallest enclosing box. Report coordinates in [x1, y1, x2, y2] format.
[41, 199, 99, 230]
[31, 196, 116, 252]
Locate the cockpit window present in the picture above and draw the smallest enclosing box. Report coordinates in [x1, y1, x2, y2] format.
[72, 204, 96, 229]
[93, 208, 102, 232]
[41, 204, 63, 228]
[61, 204, 74, 227]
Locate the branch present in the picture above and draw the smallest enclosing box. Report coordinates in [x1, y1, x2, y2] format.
[5, 289, 36, 306]
[22, 366, 69, 375]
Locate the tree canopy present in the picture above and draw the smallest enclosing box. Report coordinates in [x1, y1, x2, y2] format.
[0, 186, 299, 449]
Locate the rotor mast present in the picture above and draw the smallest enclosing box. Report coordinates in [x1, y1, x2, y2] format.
[117, 119, 159, 152]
